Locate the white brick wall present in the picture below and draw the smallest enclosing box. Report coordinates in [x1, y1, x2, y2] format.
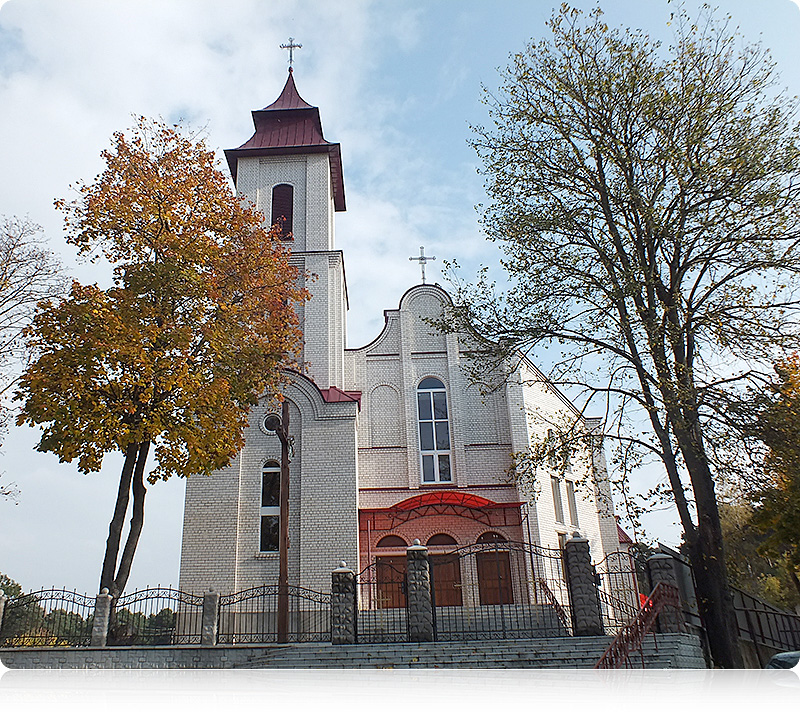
[180, 132, 622, 595]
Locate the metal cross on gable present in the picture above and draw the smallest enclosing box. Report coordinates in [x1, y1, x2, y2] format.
[409, 246, 436, 284]
[280, 37, 302, 67]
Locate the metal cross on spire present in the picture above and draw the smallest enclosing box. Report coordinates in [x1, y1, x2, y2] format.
[409, 246, 436, 284]
[280, 37, 302, 67]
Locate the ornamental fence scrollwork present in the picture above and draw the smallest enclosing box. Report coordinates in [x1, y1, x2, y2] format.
[427, 540, 572, 641]
[0, 588, 96, 648]
[110, 587, 205, 645]
[593, 550, 645, 635]
[355, 560, 409, 643]
[217, 584, 330, 644]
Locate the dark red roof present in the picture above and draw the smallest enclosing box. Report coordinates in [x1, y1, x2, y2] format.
[261, 69, 314, 111]
[225, 69, 346, 211]
[617, 523, 634, 545]
[320, 386, 361, 407]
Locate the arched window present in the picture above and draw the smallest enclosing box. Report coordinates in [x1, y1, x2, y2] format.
[376, 535, 408, 548]
[417, 377, 452, 483]
[260, 461, 280, 552]
[476, 531, 507, 544]
[271, 184, 293, 239]
[426, 533, 458, 547]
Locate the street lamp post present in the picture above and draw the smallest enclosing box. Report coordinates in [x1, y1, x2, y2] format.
[265, 401, 290, 643]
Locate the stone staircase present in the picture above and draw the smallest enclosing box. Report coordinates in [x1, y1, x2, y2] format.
[0, 634, 707, 669]
[356, 603, 569, 643]
[236, 633, 705, 669]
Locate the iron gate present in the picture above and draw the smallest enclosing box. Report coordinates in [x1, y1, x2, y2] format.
[217, 584, 330, 644]
[428, 540, 571, 640]
[355, 559, 409, 642]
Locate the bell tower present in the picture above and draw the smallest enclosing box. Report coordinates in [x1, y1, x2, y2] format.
[225, 68, 347, 389]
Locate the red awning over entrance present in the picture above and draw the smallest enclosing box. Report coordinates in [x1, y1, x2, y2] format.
[360, 490, 524, 530]
[387, 491, 520, 512]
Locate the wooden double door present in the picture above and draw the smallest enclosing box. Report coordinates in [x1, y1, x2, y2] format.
[378, 549, 514, 608]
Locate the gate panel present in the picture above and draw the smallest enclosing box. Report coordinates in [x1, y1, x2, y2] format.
[217, 585, 330, 644]
[430, 541, 572, 641]
[356, 560, 408, 642]
[430, 554, 462, 607]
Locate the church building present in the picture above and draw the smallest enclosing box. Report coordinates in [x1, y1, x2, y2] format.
[178, 69, 622, 599]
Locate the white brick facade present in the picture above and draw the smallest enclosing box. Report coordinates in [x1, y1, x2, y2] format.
[178, 74, 621, 595]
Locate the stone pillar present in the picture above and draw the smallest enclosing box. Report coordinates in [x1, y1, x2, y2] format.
[564, 533, 604, 636]
[331, 561, 357, 645]
[0, 589, 7, 637]
[406, 540, 434, 642]
[90, 588, 113, 647]
[647, 554, 684, 633]
[201, 589, 220, 647]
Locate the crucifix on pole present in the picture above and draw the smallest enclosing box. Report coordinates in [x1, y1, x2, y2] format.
[409, 246, 436, 284]
[264, 401, 290, 643]
[280, 37, 302, 67]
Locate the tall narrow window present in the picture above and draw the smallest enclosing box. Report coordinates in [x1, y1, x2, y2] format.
[417, 377, 452, 483]
[260, 461, 280, 552]
[565, 480, 579, 527]
[551, 476, 564, 524]
[271, 184, 293, 240]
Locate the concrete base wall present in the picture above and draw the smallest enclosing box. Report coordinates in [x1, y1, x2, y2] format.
[1, 633, 706, 669]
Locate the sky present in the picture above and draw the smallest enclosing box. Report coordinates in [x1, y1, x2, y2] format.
[1, 0, 800, 597]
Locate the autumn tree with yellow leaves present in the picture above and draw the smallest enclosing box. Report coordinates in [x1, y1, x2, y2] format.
[16, 118, 307, 598]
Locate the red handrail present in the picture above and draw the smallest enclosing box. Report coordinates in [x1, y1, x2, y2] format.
[594, 581, 683, 669]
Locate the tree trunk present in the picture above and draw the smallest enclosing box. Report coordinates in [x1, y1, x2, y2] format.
[678, 434, 744, 669]
[99, 441, 139, 594]
[111, 440, 150, 599]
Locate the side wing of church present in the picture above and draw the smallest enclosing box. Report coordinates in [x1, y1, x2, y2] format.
[178, 70, 622, 597]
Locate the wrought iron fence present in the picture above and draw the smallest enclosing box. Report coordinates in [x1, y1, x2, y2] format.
[429, 540, 572, 641]
[593, 550, 644, 634]
[217, 585, 330, 644]
[733, 587, 800, 653]
[109, 588, 204, 645]
[355, 560, 408, 643]
[0, 588, 95, 647]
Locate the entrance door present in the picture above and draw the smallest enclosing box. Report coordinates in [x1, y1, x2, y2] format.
[375, 556, 406, 609]
[476, 551, 513, 605]
[430, 554, 463, 606]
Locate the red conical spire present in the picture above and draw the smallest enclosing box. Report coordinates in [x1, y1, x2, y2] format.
[224, 70, 346, 211]
[262, 68, 314, 111]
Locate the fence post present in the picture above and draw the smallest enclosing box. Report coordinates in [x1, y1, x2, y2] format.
[564, 533, 604, 636]
[0, 589, 7, 638]
[331, 561, 357, 645]
[406, 540, 434, 642]
[90, 588, 113, 647]
[646, 554, 684, 633]
[201, 588, 220, 646]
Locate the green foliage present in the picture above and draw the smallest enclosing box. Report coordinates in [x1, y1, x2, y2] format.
[446, 2, 800, 667]
[719, 500, 800, 611]
[741, 355, 800, 603]
[109, 607, 176, 645]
